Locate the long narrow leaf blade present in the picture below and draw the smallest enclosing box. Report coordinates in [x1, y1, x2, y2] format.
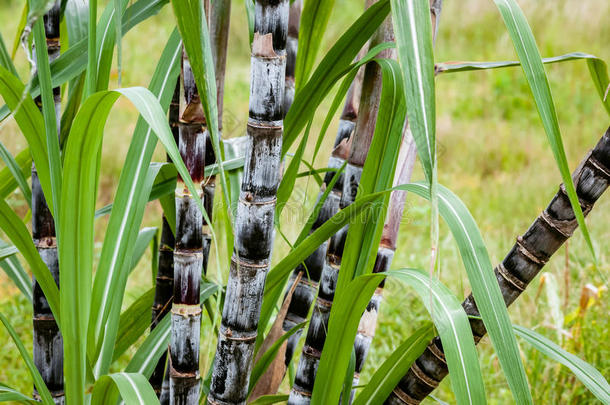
[514, 325, 610, 404]
[492, 0, 595, 262]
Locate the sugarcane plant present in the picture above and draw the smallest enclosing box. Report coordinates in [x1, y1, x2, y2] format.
[31, 2, 63, 403]
[0, 0, 609, 404]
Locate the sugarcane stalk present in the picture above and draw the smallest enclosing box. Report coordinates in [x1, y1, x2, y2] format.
[386, 127, 610, 405]
[208, 1, 289, 404]
[31, 2, 63, 403]
[352, 1, 443, 395]
[288, 11, 396, 404]
[169, 49, 207, 404]
[284, 0, 302, 113]
[150, 79, 180, 402]
[281, 50, 366, 369]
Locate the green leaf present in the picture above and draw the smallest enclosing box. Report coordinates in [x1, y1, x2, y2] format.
[0, 140, 31, 205]
[336, 58, 406, 295]
[124, 314, 170, 377]
[33, 17, 62, 223]
[59, 80, 217, 401]
[113, 288, 155, 362]
[294, 0, 337, 91]
[248, 321, 306, 395]
[0, 199, 59, 319]
[276, 119, 311, 219]
[311, 273, 387, 404]
[94, 162, 177, 220]
[492, 0, 595, 264]
[0, 383, 35, 403]
[170, 0, 231, 232]
[436, 52, 610, 114]
[341, 348, 356, 404]
[284, 0, 392, 153]
[0, 311, 54, 405]
[513, 325, 610, 404]
[386, 270, 486, 405]
[244, 0, 255, 46]
[87, 33, 180, 377]
[84, 0, 97, 97]
[0, 66, 52, 213]
[125, 282, 220, 376]
[0, 0, 170, 123]
[391, 0, 435, 184]
[0, 239, 33, 302]
[90, 373, 159, 405]
[352, 323, 434, 405]
[0, 148, 31, 200]
[130, 227, 158, 274]
[407, 182, 532, 404]
[0, 31, 18, 77]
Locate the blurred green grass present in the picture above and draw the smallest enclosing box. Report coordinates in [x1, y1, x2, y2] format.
[0, 0, 608, 403]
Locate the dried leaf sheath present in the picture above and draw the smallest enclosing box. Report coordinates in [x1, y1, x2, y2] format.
[150, 79, 180, 402]
[386, 128, 610, 404]
[209, 1, 289, 404]
[288, 13, 395, 404]
[169, 51, 206, 404]
[32, 2, 63, 403]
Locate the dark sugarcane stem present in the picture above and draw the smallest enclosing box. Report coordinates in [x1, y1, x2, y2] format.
[288, 12, 395, 404]
[208, 1, 289, 404]
[281, 50, 366, 368]
[352, 1, 443, 395]
[351, 128, 417, 395]
[151, 79, 180, 402]
[386, 127, 610, 405]
[31, 2, 63, 403]
[169, 49, 207, 405]
[201, 0, 231, 276]
[284, 0, 302, 113]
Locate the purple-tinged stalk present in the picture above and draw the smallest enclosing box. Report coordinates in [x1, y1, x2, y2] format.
[31, 2, 63, 403]
[169, 49, 207, 404]
[288, 11, 396, 404]
[386, 128, 610, 404]
[352, 1, 443, 395]
[281, 59, 366, 367]
[208, 1, 289, 404]
[284, 0, 302, 113]
[150, 79, 180, 402]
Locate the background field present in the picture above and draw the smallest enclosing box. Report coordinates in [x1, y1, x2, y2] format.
[1, 0, 608, 403]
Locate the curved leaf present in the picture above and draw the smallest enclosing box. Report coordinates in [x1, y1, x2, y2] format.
[492, 0, 595, 265]
[352, 323, 434, 405]
[514, 325, 610, 404]
[0, 141, 31, 204]
[87, 32, 180, 377]
[386, 270, 486, 405]
[90, 373, 159, 405]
